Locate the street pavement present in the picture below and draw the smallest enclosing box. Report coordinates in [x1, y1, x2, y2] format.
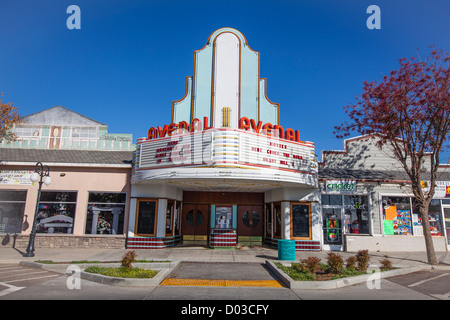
[0, 246, 449, 302]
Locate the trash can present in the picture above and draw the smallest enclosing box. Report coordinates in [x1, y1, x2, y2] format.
[277, 239, 296, 260]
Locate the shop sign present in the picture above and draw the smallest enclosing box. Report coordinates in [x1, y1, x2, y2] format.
[421, 181, 450, 198]
[147, 116, 302, 143]
[0, 170, 33, 185]
[325, 180, 357, 193]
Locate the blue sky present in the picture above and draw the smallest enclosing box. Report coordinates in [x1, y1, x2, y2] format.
[1, 0, 449, 162]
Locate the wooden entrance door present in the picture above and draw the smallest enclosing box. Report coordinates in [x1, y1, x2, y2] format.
[237, 205, 264, 237]
[181, 204, 209, 244]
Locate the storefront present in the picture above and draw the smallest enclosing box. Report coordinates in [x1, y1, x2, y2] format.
[0, 106, 134, 249]
[319, 135, 449, 252]
[126, 28, 321, 251]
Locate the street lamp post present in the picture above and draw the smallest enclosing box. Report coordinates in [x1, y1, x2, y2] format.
[25, 162, 51, 257]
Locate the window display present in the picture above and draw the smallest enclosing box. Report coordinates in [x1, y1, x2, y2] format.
[0, 191, 27, 234]
[321, 194, 370, 241]
[37, 191, 77, 234]
[215, 206, 232, 229]
[382, 197, 412, 235]
[322, 208, 342, 245]
[412, 199, 443, 236]
[85, 192, 126, 235]
[344, 195, 370, 234]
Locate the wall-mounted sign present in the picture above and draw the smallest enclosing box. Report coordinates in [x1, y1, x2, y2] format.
[146, 116, 302, 143]
[421, 181, 450, 198]
[215, 206, 233, 229]
[325, 180, 357, 193]
[138, 129, 316, 175]
[0, 170, 33, 185]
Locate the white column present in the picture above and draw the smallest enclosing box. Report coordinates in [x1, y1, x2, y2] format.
[111, 208, 122, 235]
[91, 208, 100, 234]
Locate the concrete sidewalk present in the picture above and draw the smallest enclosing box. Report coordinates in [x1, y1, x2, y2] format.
[0, 246, 449, 269]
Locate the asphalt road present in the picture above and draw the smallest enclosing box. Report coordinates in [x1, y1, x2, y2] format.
[0, 262, 448, 302]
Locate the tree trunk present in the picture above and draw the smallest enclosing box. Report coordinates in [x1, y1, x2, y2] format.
[419, 204, 438, 265]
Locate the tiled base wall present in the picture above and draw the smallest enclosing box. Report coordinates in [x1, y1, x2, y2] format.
[264, 237, 321, 251]
[126, 236, 181, 249]
[0, 234, 126, 249]
[210, 229, 236, 248]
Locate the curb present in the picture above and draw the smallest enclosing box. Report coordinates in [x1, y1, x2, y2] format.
[265, 260, 423, 290]
[20, 260, 181, 287]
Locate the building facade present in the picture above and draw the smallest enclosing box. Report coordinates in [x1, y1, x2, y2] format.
[0, 106, 134, 249]
[0, 28, 448, 253]
[128, 28, 321, 250]
[319, 135, 450, 252]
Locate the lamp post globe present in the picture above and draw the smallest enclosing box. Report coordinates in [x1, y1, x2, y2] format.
[25, 162, 50, 258]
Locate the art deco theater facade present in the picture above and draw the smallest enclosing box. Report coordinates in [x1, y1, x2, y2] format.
[128, 28, 320, 250]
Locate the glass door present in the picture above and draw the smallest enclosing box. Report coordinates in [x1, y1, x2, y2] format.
[322, 208, 343, 250]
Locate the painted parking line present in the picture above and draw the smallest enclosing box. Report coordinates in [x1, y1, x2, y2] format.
[0, 282, 24, 297]
[408, 273, 450, 288]
[1, 270, 51, 278]
[160, 278, 284, 287]
[3, 273, 61, 284]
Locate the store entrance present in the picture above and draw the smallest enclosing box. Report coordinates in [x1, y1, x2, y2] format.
[322, 208, 343, 251]
[181, 204, 209, 245]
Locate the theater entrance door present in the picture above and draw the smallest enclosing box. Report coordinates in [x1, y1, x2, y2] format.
[181, 204, 209, 245]
[237, 205, 264, 246]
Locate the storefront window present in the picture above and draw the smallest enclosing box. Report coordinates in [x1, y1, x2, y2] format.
[382, 196, 412, 235]
[166, 201, 174, 236]
[344, 195, 370, 234]
[37, 191, 77, 234]
[85, 192, 126, 235]
[321, 195, 343, 206]
[321, 194, 370, 241]
[174, 202, 181, 235]
[411, 199, 444, 236]
[265, 204, 272, 238]
[0, 191, 27, 234]
[273, 203, 281, 238]
[135, 199, 157, 236]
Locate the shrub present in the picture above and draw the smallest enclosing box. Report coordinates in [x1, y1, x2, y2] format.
[302, 256, 322, 274]
[85, 266, 157, 278]
[292, 262, 309, 274]
[380, 258, 394, 270]
[121, 250, 136, 270]
[326, 252, 344, 274]
[356, 249, 370, 272]
[346, 256, 357, 270]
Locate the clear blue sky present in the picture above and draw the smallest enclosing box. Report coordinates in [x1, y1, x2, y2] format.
[1, 0, 449, 162]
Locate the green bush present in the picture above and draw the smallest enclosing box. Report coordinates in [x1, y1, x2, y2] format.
[275, 263, 315, 281]
[85, 266, 158, 278]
